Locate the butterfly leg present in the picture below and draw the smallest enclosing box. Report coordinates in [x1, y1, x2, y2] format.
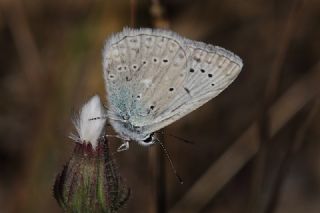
[117, 141, 130, 152]
[101, 134, 124, 140]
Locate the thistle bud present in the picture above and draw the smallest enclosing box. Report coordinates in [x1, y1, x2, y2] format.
[54, 95, 130, 212]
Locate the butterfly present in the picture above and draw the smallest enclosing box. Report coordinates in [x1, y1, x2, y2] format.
[102, 28, 243, 152]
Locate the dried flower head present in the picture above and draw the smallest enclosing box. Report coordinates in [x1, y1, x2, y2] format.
[54, 95, 130, 212]
[69, 95, 107, 150]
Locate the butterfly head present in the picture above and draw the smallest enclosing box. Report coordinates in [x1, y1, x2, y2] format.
[108, 113, 157, 146]
[137, 132, 157, 146]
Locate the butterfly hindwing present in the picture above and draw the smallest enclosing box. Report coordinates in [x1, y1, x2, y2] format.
[142, 40, 243, 134]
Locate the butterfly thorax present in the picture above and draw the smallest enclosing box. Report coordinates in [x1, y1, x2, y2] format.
[108, 111, 156, 146]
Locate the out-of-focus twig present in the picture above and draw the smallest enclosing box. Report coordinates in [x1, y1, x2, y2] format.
[148, 133, 167, 213]
[249, 0, 303, 212]
[130, 0, 136, 27]
[169, 62, 320, 213]
[148, 0, 188, 211]
[0, 0, 44, 97]
[150, 0, 169, 28]
[266, 99, 320, 213]
[149, 1, 169, 212]
[0, 0, 51, 211]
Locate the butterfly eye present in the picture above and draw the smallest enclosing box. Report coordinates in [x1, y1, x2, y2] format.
[143, 133, 155, 143]
[169, 88, 174, 92]
[143, 136, 152, 143]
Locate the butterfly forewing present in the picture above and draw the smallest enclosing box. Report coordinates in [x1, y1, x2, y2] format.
[103, 28, 189, 127]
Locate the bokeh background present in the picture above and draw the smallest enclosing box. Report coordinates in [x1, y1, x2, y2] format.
[1, 0, 320, 212]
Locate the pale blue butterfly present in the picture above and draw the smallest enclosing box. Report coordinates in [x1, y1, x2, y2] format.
[102, 28, 243, 152]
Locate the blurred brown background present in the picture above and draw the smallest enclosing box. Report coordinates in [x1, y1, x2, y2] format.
[1, 0, 320, 212]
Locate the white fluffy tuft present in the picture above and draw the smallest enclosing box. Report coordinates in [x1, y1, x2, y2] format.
[72, 95, 106, 149]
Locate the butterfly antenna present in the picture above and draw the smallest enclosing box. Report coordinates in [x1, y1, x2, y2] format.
[157, 140, 184, 184]
[160, 131, 194, 144]
[89, 115, 108, 121]
[89, 115, 124, 124]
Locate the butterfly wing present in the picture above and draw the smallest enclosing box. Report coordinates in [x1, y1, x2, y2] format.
[143, 39, 243, 134]
[103, 28, 188, 125]
[103, 28, 243, 137]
